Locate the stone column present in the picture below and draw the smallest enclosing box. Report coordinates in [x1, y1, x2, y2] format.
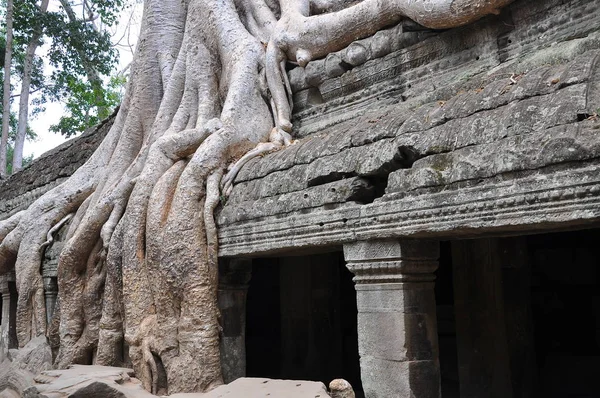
[0, 272, 18, 355]
[42, 241, 60, 326]
[43, 277, 58, 325]
[0, 275, 9, 358]
[218, 258, 252, 383]
[344, 239, 441, 398]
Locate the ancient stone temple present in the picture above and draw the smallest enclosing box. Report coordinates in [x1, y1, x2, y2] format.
[1, 0, 600, 396]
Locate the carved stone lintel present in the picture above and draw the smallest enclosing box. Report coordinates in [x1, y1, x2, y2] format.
[343, 239, 441, 398]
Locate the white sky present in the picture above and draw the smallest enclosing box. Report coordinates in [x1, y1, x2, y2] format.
[24, 2, 143, 159]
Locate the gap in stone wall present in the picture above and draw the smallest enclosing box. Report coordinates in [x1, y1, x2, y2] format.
[245, 252, 363, 396]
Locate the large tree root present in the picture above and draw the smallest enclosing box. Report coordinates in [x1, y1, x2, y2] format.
[0, 0, 514, 394]
[266, 0, 514, 129]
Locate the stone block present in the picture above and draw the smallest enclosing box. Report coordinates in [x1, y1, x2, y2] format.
[357, 311, 408, 361]
[344, 239, 439, 263]
[357, 312, 437, 362]
[355, 283, 436, 313]
[359, 357, 440, 398]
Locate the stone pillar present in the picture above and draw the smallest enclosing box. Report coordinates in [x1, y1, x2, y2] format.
[43, 277, 58, 325]
[218, 258, 252, 383]
[452, 238, 535, 398]
[0, 272, 18, 355]
[0, 275, 9, 359]
[42, 240, 60, 326]
[343, 239, 441, 398]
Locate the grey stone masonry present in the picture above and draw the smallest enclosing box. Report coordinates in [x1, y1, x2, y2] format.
[343, 239, 441, 398]
[217, 0, 600, 258]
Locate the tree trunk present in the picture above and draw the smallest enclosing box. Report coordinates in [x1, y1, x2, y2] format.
[0, 0, 14, 176]
[0, 0, 514, 394]
[12, 0, 50, 173]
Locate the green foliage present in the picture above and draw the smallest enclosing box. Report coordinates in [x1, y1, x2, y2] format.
[49, 73, 125, 136]
[86, 0, 125, 26]
[1, 0, 126, 140]
[44, 13, 118, 78]
[43, 1, 124, 135]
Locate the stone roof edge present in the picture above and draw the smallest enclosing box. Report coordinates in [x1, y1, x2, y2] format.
[217, 161, 600, 257]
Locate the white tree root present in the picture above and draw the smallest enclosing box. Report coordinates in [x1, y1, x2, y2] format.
[40, 213, 73, 253]
[266, 0, 514, 129]
[221, 140, 281, 197]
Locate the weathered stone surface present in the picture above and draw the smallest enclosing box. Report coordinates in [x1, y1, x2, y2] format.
[0, 337, 52, 397]
[220, 177, 374, 223]
[22, 365, 154, 398]
[228, 139, 416, 205]
[292, 0, 600, 118]
[388, 121, 600, 193]
[343, 239, 441, 398]
[329, 379, 355, 398]
[217, 23, 600, 251]
[234, 49, 597, 190]
[17, 367, 332, 398]
[169, 378, 330, 398]
[219, 161, 600, 257]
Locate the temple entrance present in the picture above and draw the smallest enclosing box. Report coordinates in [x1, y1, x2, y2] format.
[441, 228, 600, 397]
[529, 229, 600, 397]
[245, 251, 363, 396]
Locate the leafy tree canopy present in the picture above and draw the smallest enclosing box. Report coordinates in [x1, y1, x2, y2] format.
[1, 0, 127, 141]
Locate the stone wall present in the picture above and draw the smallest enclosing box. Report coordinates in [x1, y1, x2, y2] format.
[0, 113, 114, 221]
[217, 0, 600, 256]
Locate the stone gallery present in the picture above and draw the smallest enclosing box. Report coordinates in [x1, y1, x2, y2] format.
[1, 0, 600, 396]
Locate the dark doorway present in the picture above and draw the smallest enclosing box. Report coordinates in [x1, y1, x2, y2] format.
[8, 281, 18, 349]
[528, 229, 600, 397]
[448, 229, 600, 397]
[435, 241, 460, 398]
[245, 252, 363, 395]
